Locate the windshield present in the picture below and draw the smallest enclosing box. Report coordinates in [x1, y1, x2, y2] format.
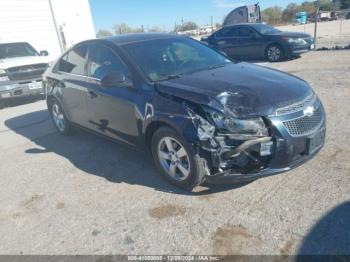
[122, 37, 232, 82]
[0, 42, 39, 59]
[250, 24, 281, 35]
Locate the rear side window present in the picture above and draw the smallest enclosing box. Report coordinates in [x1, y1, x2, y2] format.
[87, 43, 128, 79]
[54, 54, 68, 72]
[55, 45, 88, 75]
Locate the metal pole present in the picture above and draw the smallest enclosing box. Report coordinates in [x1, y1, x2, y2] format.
[314, 0, 320, 50]
[340, 18, 342, 34]
[211, 16, 213, 31]
[48, 0, 64, 53]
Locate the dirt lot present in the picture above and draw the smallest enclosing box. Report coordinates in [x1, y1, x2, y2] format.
[277, 20, 350, 48]
[0, 50, 349, 255]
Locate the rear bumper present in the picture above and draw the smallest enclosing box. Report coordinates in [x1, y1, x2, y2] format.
[0, 80, 44, 100]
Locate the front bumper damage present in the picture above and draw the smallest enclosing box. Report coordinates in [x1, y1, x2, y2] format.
[193, 103, 326, 184]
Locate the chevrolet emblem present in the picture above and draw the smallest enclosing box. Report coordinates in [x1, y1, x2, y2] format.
[303, 106, 314, 117]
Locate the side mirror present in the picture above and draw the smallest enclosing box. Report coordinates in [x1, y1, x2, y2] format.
[40, 50, 49, 56]
[100, 71, 133, 88]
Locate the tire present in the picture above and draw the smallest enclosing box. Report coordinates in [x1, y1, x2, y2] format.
[49, 99, 72, 135]
[151, 126, 206, 190]
[266, 44, 284, 62]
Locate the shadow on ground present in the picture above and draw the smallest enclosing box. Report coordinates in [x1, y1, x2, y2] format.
[0, 95, 44, 110]
[297, 201, 350, 260]
[5, 110, 251, 195]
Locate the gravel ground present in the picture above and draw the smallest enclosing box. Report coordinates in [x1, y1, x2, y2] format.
[0, 51, 349, 255]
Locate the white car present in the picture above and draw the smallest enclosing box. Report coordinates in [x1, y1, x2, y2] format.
[0, 42, 52, 108]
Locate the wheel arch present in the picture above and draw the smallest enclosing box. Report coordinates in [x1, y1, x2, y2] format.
[46, 95, 72, 122]
[144, 115, 199, 154]
[144, 121, 176, 153]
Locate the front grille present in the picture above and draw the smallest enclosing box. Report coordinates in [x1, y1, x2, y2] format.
[7, 63, 48, 81]
[276, 94, 316, 116]
[282, 104, 324, 137]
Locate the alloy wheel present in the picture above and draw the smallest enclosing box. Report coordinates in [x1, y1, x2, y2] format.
[51, 103, 66, 133]
[157, 137, 191, 181]
[267, 46, 281, 62]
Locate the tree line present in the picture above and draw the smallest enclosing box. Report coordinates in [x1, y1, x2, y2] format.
[262, 0, 350, 25]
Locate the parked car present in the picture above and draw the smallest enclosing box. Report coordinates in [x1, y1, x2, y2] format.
[0, 42, 51, 108]
[43, 34, 326, 190]
[201, 23, 314, 62]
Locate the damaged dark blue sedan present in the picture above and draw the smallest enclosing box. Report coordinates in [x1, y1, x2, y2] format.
[43, 33, 326, 190]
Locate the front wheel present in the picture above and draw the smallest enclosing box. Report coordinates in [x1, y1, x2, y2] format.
[50, 100, 72, 135]
[266, 44, 284, 62]
[151, 127, 206, 190]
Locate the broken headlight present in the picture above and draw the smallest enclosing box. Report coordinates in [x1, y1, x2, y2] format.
[204, 108, 268, 136]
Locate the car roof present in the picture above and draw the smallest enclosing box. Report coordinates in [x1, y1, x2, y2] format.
[221, 23, 263, 28]
[101, 33, 182, 46]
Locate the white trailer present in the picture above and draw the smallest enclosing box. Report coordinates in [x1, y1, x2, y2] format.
[0, 0, 96, 60]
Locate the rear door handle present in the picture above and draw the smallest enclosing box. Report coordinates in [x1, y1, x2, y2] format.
[88, 90, 98, 99]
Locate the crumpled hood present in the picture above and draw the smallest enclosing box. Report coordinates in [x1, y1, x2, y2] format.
[155, 62, 313, 117]
[0, 56, 52, 69]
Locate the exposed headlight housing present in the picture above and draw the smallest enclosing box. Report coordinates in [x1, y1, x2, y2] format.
[204, 107, 268, 136]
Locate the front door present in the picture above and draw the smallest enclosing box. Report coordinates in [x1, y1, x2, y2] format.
[213, 26, 241, 58]
[235, 27, 265, 59]
[85, 43, 142, 147]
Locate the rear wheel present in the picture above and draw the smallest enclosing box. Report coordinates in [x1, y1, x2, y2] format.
[266, 44, 284, 62]
[50, 99, 72, 135]
[151, 127, 205, 190]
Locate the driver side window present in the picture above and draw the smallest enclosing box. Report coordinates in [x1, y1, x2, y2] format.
[87, 43, 129, 80]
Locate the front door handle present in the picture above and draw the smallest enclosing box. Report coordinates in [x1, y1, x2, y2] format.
[88, 90, 98, 99]
[58, 81, 65, 88]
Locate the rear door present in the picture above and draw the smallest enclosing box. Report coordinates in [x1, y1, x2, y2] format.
[84, 43, 142, 147]
[55, 44, 90, 127]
